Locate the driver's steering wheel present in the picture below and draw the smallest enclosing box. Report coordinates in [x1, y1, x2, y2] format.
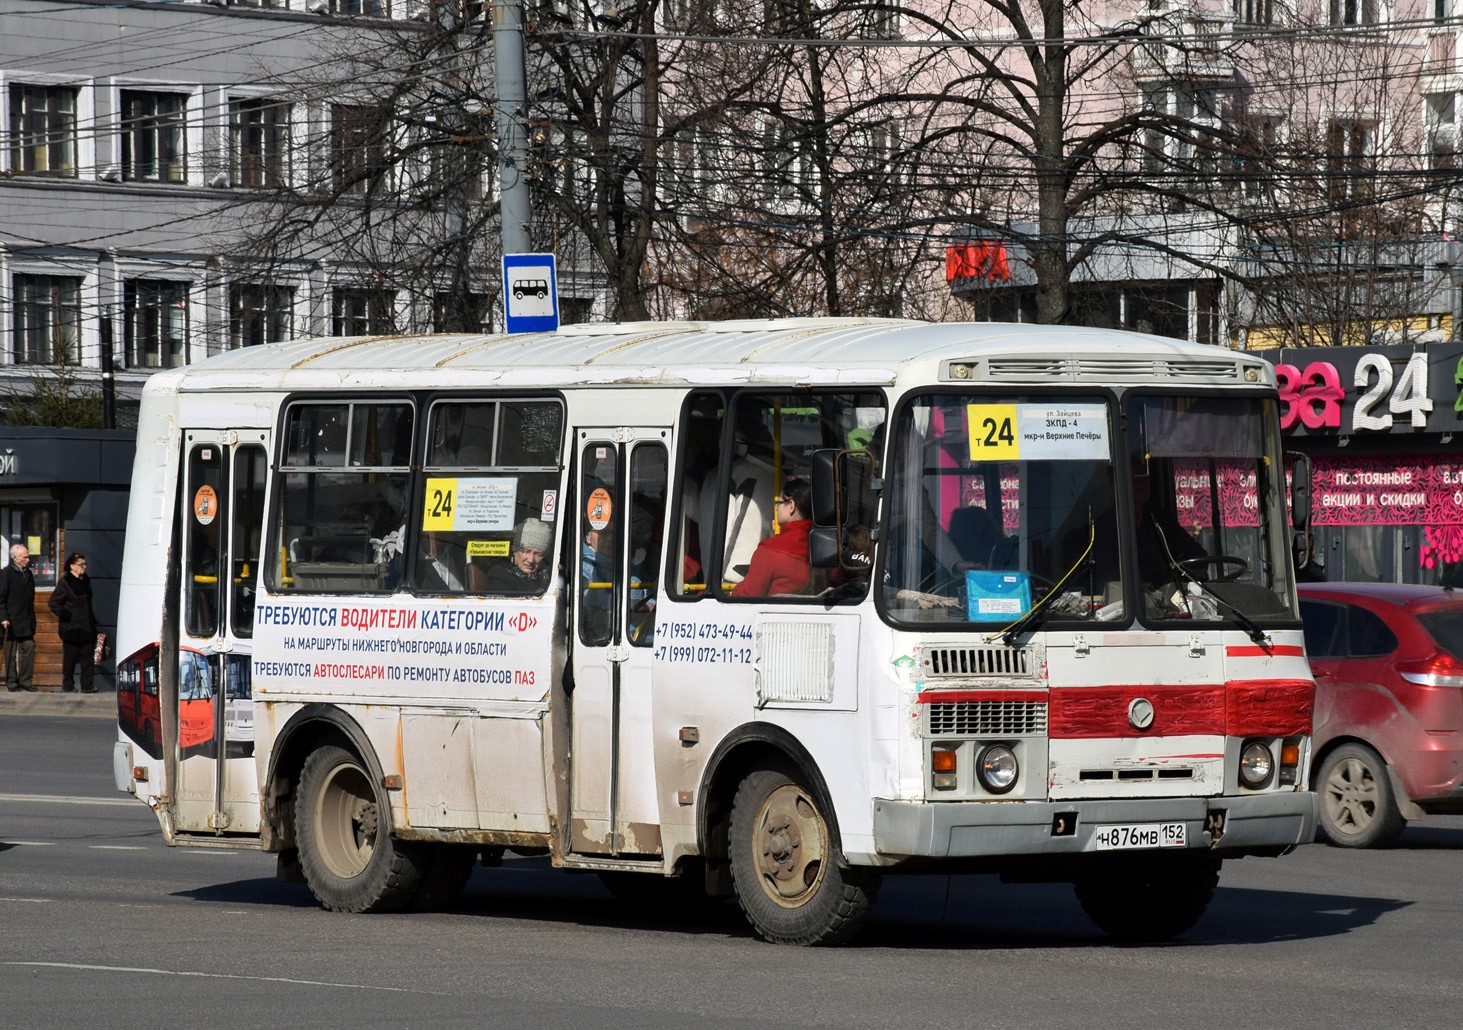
[1176, 555, 1249, 583]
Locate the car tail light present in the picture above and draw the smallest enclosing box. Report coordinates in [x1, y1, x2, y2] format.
[1396, 650, 1463, 687]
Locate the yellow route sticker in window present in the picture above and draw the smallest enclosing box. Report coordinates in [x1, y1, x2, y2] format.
[423, 477, 457, 531]
[467, 540, 510, 558]
[967, 404, 1020, 461]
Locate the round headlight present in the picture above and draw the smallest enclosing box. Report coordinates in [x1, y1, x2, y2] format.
[1239, 741, 1274, 789]
[977, 744, 1019, 795]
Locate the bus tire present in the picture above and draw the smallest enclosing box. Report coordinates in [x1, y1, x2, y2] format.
[296, 744, 425, 913]
[728, 765, 879, 946]
[1316, 743, 1405, 848]
[1074, 854, 1220, 941]
[408, 845, 477, 912]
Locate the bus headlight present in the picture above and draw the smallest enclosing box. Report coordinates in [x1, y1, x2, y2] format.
[1239, 741, 1274, 789]
[977, 745, 1019, 795]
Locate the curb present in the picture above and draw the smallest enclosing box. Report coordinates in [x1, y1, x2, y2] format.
[0, 690, 116, 719]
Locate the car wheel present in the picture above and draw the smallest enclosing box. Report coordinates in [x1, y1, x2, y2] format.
[1316, 742, 1405, 848]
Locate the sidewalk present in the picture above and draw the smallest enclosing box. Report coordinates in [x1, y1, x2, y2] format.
[0, 689, 116, 719]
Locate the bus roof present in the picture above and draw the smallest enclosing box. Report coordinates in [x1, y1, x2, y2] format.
[152, 318, 1270, 393]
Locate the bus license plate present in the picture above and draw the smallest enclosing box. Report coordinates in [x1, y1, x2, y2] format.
[1088, 823, 1186, 851]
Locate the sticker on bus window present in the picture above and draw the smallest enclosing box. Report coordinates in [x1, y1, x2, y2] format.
[967, 403, 1108, 462]
[586, 487, 612, 531]
[467, 539, 511, 558]
[541, 489, 558, 520]
[422, 477, 517, 532]
[193, 485, 218, 525]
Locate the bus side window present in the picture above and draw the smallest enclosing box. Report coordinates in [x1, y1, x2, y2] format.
[628, 443, 667, 646]
[412, 398, 564, 596]
[667, 391, 724, 600]
[268, 401, 414, 594]
[715, 391, 886, 601]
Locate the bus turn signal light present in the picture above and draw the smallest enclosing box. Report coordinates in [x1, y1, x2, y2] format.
[132, 767, 148, 782]
[932, 749, 957, 790]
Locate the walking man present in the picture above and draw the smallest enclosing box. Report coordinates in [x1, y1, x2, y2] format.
[0, 544, 37, 692]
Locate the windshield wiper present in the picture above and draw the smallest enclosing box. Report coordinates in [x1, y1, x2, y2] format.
[990, 512, 1094, 647]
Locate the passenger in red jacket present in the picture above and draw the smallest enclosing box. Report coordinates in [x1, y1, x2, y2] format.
[733, 479, 812, 597]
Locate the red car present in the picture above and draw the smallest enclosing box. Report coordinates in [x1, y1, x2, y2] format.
[1299, 583, 1463, 847]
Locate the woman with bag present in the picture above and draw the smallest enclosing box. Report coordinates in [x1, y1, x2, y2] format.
[48, 552, 97, 693]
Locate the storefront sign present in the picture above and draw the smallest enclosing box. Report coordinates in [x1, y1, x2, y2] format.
[1309, 455, 1463, 527]
[1273, 341, 1463, 437]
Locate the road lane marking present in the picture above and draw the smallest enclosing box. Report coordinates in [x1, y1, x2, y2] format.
[0, 793, 138, 807]
[2, 962, 445, 994]
[89, 845, 147, 851]
[0, 898, 51, 903]
[0, 841, 56, 846]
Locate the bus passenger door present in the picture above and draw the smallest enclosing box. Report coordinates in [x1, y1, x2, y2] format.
[171, 430, 269, 836]
[569, 429, 670, 857]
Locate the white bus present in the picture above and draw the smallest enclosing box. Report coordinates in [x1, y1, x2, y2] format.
[112, 318, 1317, 945]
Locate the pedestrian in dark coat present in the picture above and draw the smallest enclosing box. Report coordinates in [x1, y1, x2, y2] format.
[0, 544, 37, 692]
[49, 552, 97, 693]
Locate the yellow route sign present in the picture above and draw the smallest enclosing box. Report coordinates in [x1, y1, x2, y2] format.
[967, 404, 1019, 461]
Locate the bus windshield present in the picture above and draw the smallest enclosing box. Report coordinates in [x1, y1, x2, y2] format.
[881, 394, 1121, 626]
[1126, 394, 1297, 624]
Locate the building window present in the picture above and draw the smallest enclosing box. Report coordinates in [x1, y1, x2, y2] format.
[1326, 119, 1370, 201]
[2, 503, 60, 587]
[331, 0, 389, 13]
[1329, 0, 1378, 25]
[561, 297, 594, 325]
[1234, 0, 1273, 24]
[432, 290, 490, 332]
[331, 287, 395, 336]
[229, 284, 293, 349]
[124, 280, 189, 368]
[231, 98, 289, 188]
[7, 85, 77, 177]
[12, 274, 82, 365]
[331, 104, 387, 195]
[121, 91, 186, 183]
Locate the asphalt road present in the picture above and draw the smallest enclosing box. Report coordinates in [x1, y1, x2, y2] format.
[2, 713, 1461, 1030]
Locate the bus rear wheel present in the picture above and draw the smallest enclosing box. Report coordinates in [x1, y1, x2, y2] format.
[728, 766, 879, 946]
[1074, 854, 1220, 941]
[296, 744, 425, 913]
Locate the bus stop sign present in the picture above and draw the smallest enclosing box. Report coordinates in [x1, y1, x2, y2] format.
[502, 253, 559, 333]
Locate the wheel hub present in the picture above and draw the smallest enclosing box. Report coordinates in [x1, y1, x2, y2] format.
[754, 785, 827, 907]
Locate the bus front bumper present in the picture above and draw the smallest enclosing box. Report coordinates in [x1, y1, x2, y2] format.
[870, 791, 1317, 860]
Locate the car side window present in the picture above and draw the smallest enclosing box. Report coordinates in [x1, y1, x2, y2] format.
[1300, 600, 1345, 659]
[1347, 604, 1398, 658]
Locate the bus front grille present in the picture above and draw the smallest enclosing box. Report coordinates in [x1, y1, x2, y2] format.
[926, 700, 1048, 737]
[922, 645, 1032, 678]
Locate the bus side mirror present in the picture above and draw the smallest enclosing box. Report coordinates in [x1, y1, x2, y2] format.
[809, 527, 840, 569]
[810, 449, 840, 528]
[1288, 452, 1311, 531]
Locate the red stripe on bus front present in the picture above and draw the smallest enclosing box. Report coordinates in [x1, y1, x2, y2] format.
[1225, 679, 1314, 736]
[1226, 645, 1306, 658]
[1049, 684, 1226, 738]
[916, 690, 1050, 705]
[1048, 680, 1314, 738]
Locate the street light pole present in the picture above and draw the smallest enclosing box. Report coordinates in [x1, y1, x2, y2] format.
[492, 0, 532, 257]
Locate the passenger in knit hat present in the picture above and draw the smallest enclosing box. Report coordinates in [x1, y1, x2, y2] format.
[482, 518, 553, 592]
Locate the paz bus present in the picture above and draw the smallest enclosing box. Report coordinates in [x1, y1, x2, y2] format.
[112, 318, 1318, 945]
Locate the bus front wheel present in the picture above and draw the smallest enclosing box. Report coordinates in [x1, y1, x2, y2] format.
[728, 765, 880, 946]
[1074, 854, 1220, 940]
[296, 744, 425, 913]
